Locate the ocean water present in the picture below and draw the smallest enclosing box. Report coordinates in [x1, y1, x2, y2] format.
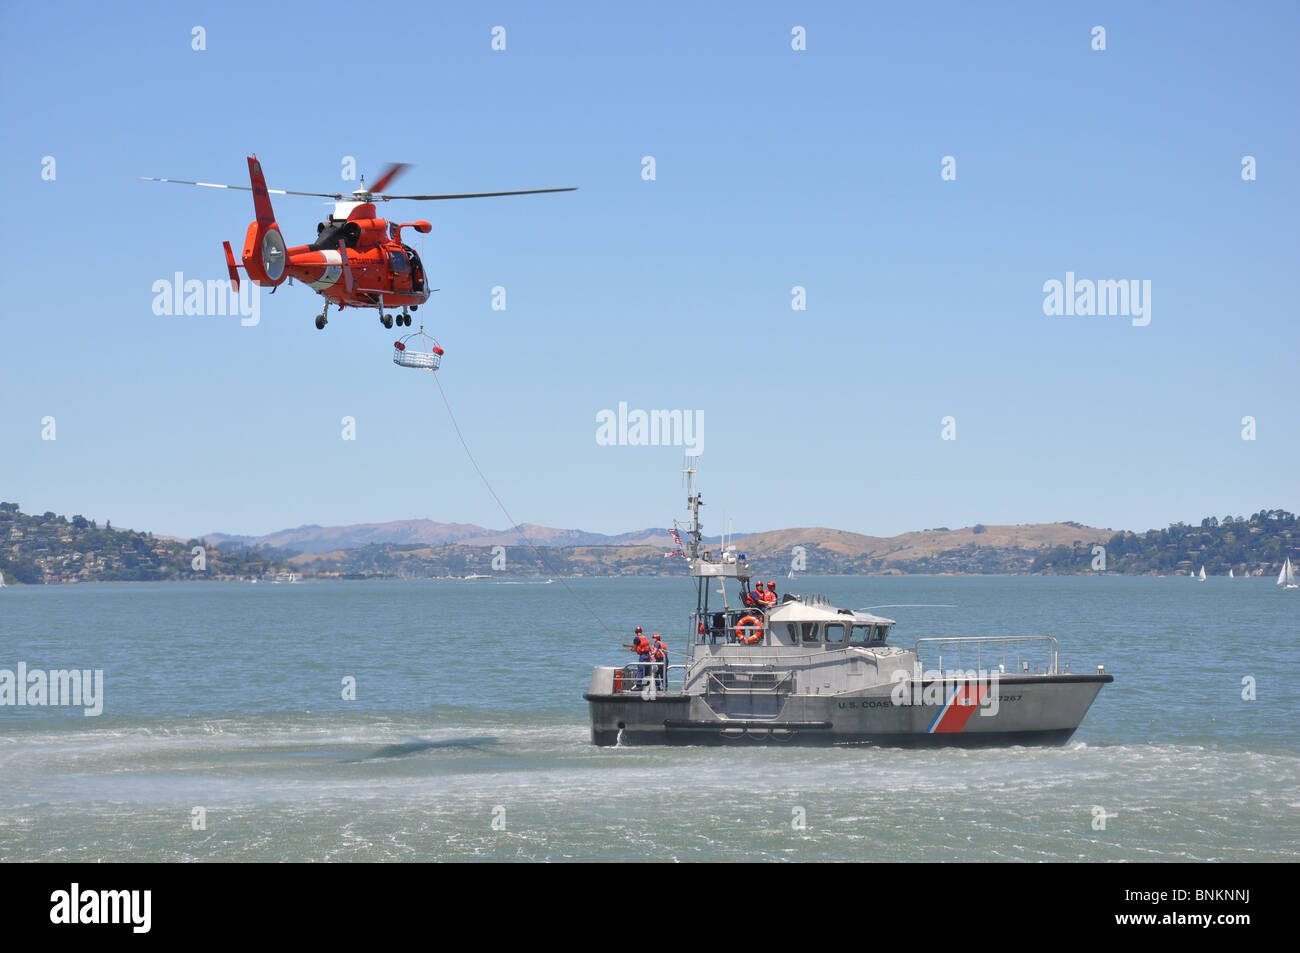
[1, 575, 1297, 862]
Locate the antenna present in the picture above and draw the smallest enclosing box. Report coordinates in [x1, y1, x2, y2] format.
[681, 454, 702, 560]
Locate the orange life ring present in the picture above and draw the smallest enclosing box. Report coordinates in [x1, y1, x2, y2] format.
[735, 614, 763, 644]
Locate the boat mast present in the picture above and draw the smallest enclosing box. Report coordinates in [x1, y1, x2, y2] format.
[683, 455, 702, 563]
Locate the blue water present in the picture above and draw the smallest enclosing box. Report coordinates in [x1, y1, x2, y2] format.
[1, 576, 1297, 861]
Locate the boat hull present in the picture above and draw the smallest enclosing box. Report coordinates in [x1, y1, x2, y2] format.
[585, 674, 1112, 747]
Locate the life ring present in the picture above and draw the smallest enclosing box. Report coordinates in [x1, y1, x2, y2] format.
[735, 614, 764, 644]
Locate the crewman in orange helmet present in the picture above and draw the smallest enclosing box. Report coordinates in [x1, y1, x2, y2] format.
[630, 626, 652, 688]
[651, 633, 668, 690]
[761, 581, 778, 606]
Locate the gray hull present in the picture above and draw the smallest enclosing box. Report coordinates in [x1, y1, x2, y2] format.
[585, 674, 1112, 747]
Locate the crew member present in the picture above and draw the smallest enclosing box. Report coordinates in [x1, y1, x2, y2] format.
[747, 581, 765, 607]
[651, 633, 668, 690]
[630, 626, 652, 688]
[761, 581, 778, 606]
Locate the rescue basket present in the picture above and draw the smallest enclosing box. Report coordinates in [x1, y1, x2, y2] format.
[392, 327, 444, 370]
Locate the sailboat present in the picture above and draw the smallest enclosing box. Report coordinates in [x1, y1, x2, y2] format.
[1278, 558, 1298, 590]
[0, 569, 6, 588]
[1197, 565, 1206, 582]
[1229, 568, 1234, 579]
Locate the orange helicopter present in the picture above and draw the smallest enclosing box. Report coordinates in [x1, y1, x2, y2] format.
[141, 156, 575, 330]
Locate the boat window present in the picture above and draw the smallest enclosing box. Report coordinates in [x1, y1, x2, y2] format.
[825, 623, 845, 643]
[786, 623, 799, 643]
[876, 625, 891, 641]
[801, 623, 820, 643]
[849, 624, 874, 644]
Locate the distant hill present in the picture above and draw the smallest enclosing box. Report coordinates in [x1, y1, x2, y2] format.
[204, 519, 494, 554]
[13, 501, 1293, 582]
[203, 520, 736, 554]
[737, 523, 1113, 567]
[278, 520, 1117, 578]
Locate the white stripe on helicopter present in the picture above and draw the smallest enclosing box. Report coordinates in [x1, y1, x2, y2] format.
[309, 250, 342, 290]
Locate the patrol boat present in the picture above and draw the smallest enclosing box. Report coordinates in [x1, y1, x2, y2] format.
[585, 466, 1113, 746]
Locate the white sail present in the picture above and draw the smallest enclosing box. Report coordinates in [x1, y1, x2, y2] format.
[0, 569, 6, 587]
[1280, 558, 1297, 588]
[1198, 565, 1206, 581]
[1229, 569, 1234, 578]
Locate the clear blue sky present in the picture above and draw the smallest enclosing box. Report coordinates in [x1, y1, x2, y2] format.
[2, 1, 1296, 540]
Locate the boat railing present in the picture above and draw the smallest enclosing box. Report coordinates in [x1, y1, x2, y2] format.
[612, 662, 686, 695]
[913, 636, 1060, 676]
[692, 607, 773, 643]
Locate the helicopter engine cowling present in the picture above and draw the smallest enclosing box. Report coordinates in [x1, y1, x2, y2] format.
[241, 219, 288, 287]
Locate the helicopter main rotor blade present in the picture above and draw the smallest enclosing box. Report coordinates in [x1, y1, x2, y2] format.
[137, 176, 344, 200]
[374, 187, 578, 201]
[367, 162, 411, 195]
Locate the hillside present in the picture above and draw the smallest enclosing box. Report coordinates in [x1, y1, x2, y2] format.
[1031, 509, 1298, 576]
[286, 521, 1115, 578]
[736, 523, 1113, 569]
[0, 503, 294, 584]
[203, 519, 702, 554]
[10, 500, 1294, 583]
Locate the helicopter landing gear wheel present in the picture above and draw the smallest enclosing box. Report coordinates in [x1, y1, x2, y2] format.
[315, 314, 327, 330]
[382, 314, 393, 329]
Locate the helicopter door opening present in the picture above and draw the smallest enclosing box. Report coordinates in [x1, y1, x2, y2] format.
[405, 246, 426, 293]
[387, 248, 412, 293]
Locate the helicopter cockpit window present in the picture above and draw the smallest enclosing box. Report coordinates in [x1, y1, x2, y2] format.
[388, 249, 410, 274]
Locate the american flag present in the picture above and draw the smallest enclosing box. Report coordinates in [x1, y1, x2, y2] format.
[669, 527, 682, 547]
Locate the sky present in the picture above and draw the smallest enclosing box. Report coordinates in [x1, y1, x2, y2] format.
[1, 1, 1297, 541]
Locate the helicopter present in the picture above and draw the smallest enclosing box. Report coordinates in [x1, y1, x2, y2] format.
[140, 156, 575, 330]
